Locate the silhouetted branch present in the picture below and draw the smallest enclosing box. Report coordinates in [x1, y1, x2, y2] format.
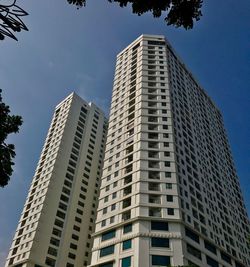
[0, 0, 28, 41]
[67, 0, 203, 29]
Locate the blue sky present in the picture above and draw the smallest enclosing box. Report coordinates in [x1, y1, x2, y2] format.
[0, 0, 249, 265]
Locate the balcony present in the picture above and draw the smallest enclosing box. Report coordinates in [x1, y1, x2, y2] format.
[148, 171, 160, 180]
[148, 161, 160, 169]
[148, 142, 158, 149]
[149, 208, 161, 217]
[148, 182, 160, 191]
[149, 195, 161, 204]
[124, 185, 132, 196]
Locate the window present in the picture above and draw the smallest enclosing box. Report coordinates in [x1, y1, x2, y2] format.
[48, 247, 57, 256]
[45, 257, 56, 267]
[123, 197, 131, 208]
[151, 221, 168, 231]
[122, 210, 131, 221]
[151, 237, 169, 248]
[165, 172, 171, 178]
[152, 255, 170, 266]
[123, 223, 132, 234]
[166, 195, 173, 202]
[149, 207, 161, 217]
[72, 234, 79, 241]
[50, 237, 60, 246]
[100, 245, 115, 257]
[166, 183, 172, 189]
[110, 216, 115, 223]
[220, 252, 231, 264]
[122, 239, 132, 250]
[121, 256, 131, 267]
[102, 230, 116, 241]
[68, 252, 76, 259]
[206, 255, 219, 267]
[167, 208, 174, 215]
[187, 243, 201, 260]
[204, 240, 217, 255]
[70, 243, 77, 250]
[185, 227, 200, 243]
[52, 228, 62, 237]
[103, 207, 107, 214]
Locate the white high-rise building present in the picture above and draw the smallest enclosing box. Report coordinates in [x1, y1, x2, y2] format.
[89, 35, 250, 267]
[5, 93, 108, 267]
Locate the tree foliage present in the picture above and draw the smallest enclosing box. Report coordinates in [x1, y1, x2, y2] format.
[0, 89, 23, 187]
[67, 0, 203, 29]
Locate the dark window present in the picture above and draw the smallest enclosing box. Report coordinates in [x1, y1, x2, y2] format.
[151, 237, 169, 248]
[152, 255, 170, 266]
[48, 247, 57, 256]
[204, 240, 217, 255]
[52, 228, 62, 237]
[50, 237, 60, 246]
[123, 223, 132, 234]
[166, 195, 173, 202]
[151, 221, 168, 231]
[102, 230, 116, 241]
[54, 219, 64, 228]
[45, 257, 56, 267]
[75, 217, 82, 223]
[122, 239, 132, 250]
[60, 194, 69, 203]
[56, 210, 65, 219]
[185, 227, 200, 243]
[167, 208, 174, 215]
[220, 251, 232, 264]
[72, 234, 79, 241]
[70, 243, 77, 250]
[68, 252, 76, 259]
[206, 255, 219, 267]
[122, 256, 131, 267]
[187, 243, 201, 260]
[100, 245, 114, 257]
[73, 225, 80, 232]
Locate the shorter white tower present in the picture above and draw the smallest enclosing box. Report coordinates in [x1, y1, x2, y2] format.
[5, 92, 108, 267]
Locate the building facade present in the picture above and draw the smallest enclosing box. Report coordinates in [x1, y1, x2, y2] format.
[5, 93, 108, 267]
[89, 35, 250, 267]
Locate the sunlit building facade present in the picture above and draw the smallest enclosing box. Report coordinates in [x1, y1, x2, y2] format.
[89, 35, 250, 267]
[5, 93, 108, 267]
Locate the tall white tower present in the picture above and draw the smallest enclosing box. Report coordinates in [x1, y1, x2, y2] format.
[89, 35, 250, 267]
[5, 92, 108, 267]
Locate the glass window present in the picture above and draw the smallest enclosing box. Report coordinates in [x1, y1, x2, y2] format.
[121, 256, 131, 267]
[206, 255, 219, 267]
[204, 240, 217, 255]
[100, 245, 115, 257]
[185, 227, 200, 243]
[152, 255, 170, 266]
[123, 223, 132, 234]
[187, 243, 201, 260]
[102, 230, 116, 241]
[167, 208, 174, 215]
[151, 221, 168, 231]
[122, 239, 132, 250]
[151, 237, 169, 248]
[166, 195, 173, 202]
